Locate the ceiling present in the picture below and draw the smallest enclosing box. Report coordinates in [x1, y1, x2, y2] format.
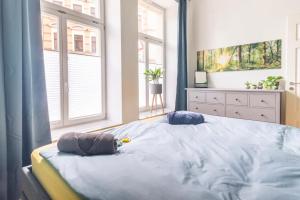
[151, 0, 178, 8]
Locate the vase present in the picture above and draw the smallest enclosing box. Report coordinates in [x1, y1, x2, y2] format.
[150, 84, 162, 94]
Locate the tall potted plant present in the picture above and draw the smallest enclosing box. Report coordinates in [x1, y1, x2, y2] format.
[144, 68, 164, 95]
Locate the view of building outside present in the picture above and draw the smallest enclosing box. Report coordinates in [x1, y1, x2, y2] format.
[45, 0, 100, 18]
[42, 15, 99, 56]
[138, 1, 164, 40]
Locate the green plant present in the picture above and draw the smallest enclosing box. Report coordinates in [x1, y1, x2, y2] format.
[258, 81, 263, 89]
[262, 76, 283, 90]
[245, 81, 251, 89]
[251, 84, 257, 89]
[144, 68, 163, 84]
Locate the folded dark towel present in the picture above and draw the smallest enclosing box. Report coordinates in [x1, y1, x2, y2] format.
[167, 111, 205, 125]
[57, 132, 117, 156]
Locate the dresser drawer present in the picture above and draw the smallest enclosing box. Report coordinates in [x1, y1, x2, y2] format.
[249, 94, 276, 108]
[226, 106, 251, 120]
[248, 108, 276, 123]
[188, 102, 225, 116]
[188, 91, 206, 103]
[206, 92, 225, 104]
[226, 93, 248, 106]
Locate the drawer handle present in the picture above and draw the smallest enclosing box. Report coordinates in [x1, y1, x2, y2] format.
[213, 97, 217, 100]
[260, 99, 265, 103]
[235, 98, 239, 101]
[213, 109, 217, 112]
[195, 96, 199, 99]
[260, 114, 265, 117]
[235, 111, 239, 115]
[195, 107, 199, 110]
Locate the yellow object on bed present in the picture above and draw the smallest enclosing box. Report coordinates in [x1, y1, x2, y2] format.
[31, 143, 82, 200]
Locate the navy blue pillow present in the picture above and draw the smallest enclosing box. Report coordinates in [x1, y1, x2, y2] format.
[167, 111, 205, 125]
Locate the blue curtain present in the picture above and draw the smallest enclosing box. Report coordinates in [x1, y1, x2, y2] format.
[0, 0, 51, 199]
[175, 0, 188, 111]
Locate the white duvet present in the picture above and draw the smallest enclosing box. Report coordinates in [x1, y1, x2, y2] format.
[41, 115, 300, 200]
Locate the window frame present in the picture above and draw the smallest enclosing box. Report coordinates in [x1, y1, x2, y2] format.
[138, 1, 166, 112]
[91, 35, 97, 53]
[41, 0, 106, 129]
[73, 32, 84, 52]
[52, 0, 63, 6]
[90, 7, 96, 17]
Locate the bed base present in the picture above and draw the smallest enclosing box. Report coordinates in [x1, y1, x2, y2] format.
[21, 166, 50, 200]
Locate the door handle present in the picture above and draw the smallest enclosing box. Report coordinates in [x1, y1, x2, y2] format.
[290, 82, 300, 85]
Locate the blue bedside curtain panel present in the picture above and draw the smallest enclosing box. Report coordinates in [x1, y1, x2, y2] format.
[0, 0, 51, 200]
[175, 0, 188, 111]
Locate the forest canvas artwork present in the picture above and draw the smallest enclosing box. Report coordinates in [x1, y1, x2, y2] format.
[197, 40, 281, 72]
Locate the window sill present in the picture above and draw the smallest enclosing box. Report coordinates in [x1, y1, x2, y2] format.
[51, 119, 120, 141]
[139, 107, 172, 120]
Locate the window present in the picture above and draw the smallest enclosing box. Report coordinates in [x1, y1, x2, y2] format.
[91, 36, 97, 53]
[44, 0, 100, 18]
[73, 4, 82, 13]
[138, 1, 164, 39]
[138, 1, 165, 111]
[52, 0, 62, 6]
[41, 0, 105, 128]
[42, 13, 61, 122]
[91, 7, 96, 16]
[53, 32, 58, 50]
[74, 34, 83, 52]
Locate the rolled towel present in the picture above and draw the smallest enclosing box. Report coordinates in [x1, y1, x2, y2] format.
[167, 111, 205, 125]
[57, 132, 117, 156]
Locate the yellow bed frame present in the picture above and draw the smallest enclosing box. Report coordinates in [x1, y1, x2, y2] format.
[31, 144, 82, 200]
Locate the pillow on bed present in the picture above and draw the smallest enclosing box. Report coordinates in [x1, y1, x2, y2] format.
[167, 111, 205, 125]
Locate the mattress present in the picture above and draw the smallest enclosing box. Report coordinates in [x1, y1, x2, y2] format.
[31, 143, 81, 200]
[35, 115, 300, 200]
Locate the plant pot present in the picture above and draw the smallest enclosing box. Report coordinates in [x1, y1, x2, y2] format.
[251, 84, 257, 89]
[150, 84, 162, 94]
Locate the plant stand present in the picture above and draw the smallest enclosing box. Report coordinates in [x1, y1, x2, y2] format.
[151, 93, 164, 113]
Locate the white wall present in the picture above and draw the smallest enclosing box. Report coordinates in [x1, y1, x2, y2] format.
[189, 0, 300, 88]
[165, 4, 178, 110]
[105, 0, 122, 124]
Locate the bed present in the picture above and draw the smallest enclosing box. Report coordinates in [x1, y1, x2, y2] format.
[22, 115, 300, 200]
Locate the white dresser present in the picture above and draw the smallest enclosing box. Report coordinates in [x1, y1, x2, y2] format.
[186, 88, 284, 124]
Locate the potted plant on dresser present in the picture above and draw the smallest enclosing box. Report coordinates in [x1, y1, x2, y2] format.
[144, 68, 164, 113]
